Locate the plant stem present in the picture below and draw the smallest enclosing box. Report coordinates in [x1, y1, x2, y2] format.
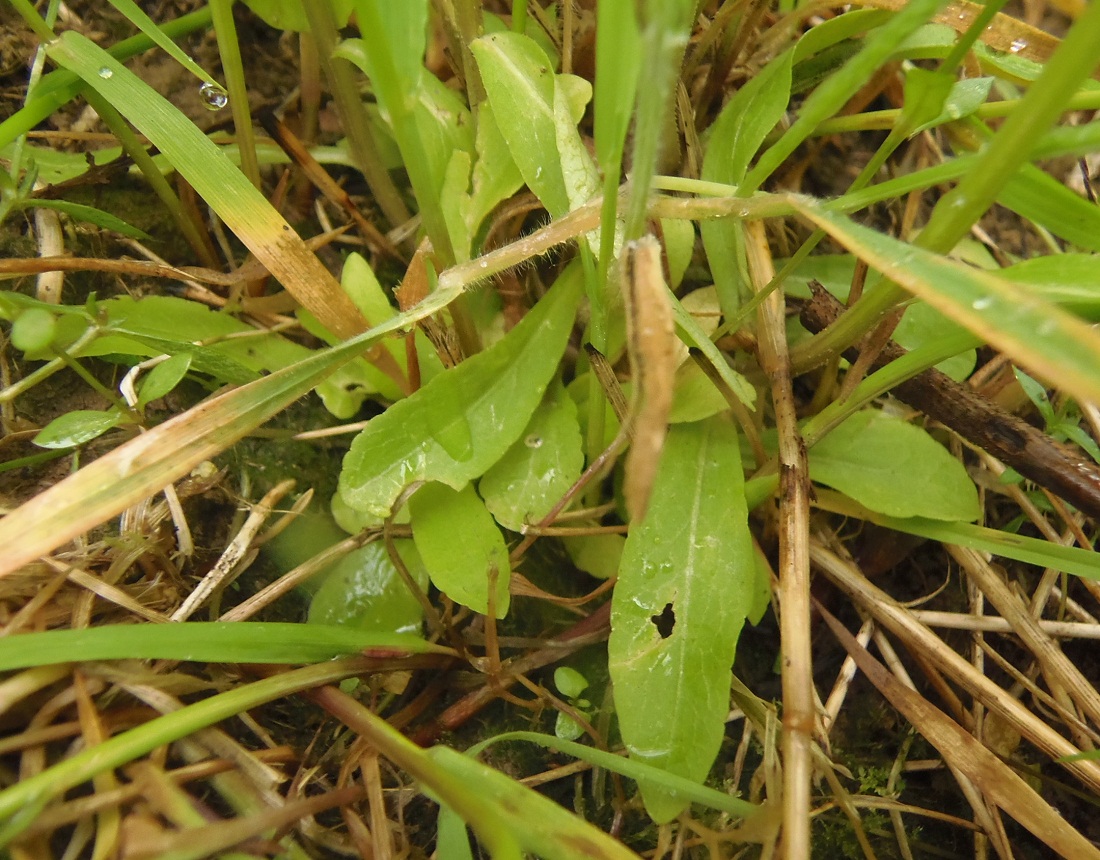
[302, 0, 410, 230]
[208, 0, 261, 189]
[81, 87, 218, 268]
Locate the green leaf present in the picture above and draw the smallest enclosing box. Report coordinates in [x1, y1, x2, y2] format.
[1003, 254, 1100, 318]
[1000, 164, 1100, 252]
[554, 666, 589, 699]
[479, 381, 583, 531]
[471, 31, 572, 217]
[409, 482, 510, 618]
[308, 540, 428, 634]
[242, 0, 353, 31]
[338, 264, 583, 518]
[808, 410, 980, 522]
[667, 362, 727, 424]
[0, 622, 436, 672]
[469, 731, 760, 820]
[137, 353, 192, 408]
[18, 199, 149, 239]
[897, 67, 955, 137]
[424, 746, 639, 860]
[593, 0, 640, 173]
[562, 531, 625, 581]
[911, 77, 994, 136]
[468, 101, 525, 240]
[33, 409, 124, 449]
[608, 416, 754, 823]
[9, 307, 58, 353]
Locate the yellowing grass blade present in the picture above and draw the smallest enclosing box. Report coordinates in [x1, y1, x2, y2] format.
[0, 313, 410, 578]
[45, 31, 367, 340]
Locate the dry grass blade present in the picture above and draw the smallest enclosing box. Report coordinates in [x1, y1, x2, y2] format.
[810, 542, 1100, 794]
[819, 604, 1100, 860]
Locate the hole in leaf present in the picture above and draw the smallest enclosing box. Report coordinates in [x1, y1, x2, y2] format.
[650, 602, 675, 639]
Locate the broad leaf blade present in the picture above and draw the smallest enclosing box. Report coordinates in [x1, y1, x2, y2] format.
[809, 410, 980, 521]
[479, 381, 584, 532]
[338, 264, 583, 518]
[471, 31, 571, 217]
[410, 482, 510, 617]
[608, 416, 754, 823]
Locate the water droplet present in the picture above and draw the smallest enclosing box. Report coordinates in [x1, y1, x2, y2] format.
[1009, 38, 1028, 54]
[98, 67, 113, 79]
[524, 434, 543, 449]
[971, 296, 993, 311]
[478, 260, 488, 269]
[199, 81, 229, 111]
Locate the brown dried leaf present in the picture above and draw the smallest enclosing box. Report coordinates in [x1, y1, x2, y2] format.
[622, 236, 676, 521]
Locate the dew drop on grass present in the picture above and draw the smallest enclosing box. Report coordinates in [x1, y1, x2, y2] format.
[1009, 38, 1028, 53]
[199, 81, 229, 110]
[98, 67, 113, 79]
[972, 296, 994, 311]
[524, 434, 543, 449]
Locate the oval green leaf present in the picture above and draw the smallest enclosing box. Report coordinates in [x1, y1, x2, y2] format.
[409, 482, 510, 618]
[808, 409, 980, 521]
[608, 415, 754, 823]
[308, 540, 428, 635]
[34, 409, 124, 449]
[338, 264, 583, 518]
[479, 381, 583, 531]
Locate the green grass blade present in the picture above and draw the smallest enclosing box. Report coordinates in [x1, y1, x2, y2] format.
[104, 0, 215, 84]
[0, 623, 442, 672]
[469, 731, 760, 819]
[742, 0, 943, 194]
[793, 199, 1100, 407]
[45, 31, 367, 340]
[0, 8, 212, 151]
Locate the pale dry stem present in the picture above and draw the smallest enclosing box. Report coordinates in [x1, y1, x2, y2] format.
[745, 218, 814, 859]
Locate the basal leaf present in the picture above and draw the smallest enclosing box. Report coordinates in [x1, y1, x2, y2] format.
[33, 409, 124, 449]
[608, 416, 754, 823]
[479, 381, 584, 532]
[338, 264, 583, 518]
[137, 353, 192, 407]
[409, 482, 510, 618]
[468, 101, 524, 241]
[809, 409, 980, 521]
[308, 540, 428, 634]
[471, 32, 571, 217]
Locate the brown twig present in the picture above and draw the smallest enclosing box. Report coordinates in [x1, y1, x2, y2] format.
[800, 282, 1100, 521]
